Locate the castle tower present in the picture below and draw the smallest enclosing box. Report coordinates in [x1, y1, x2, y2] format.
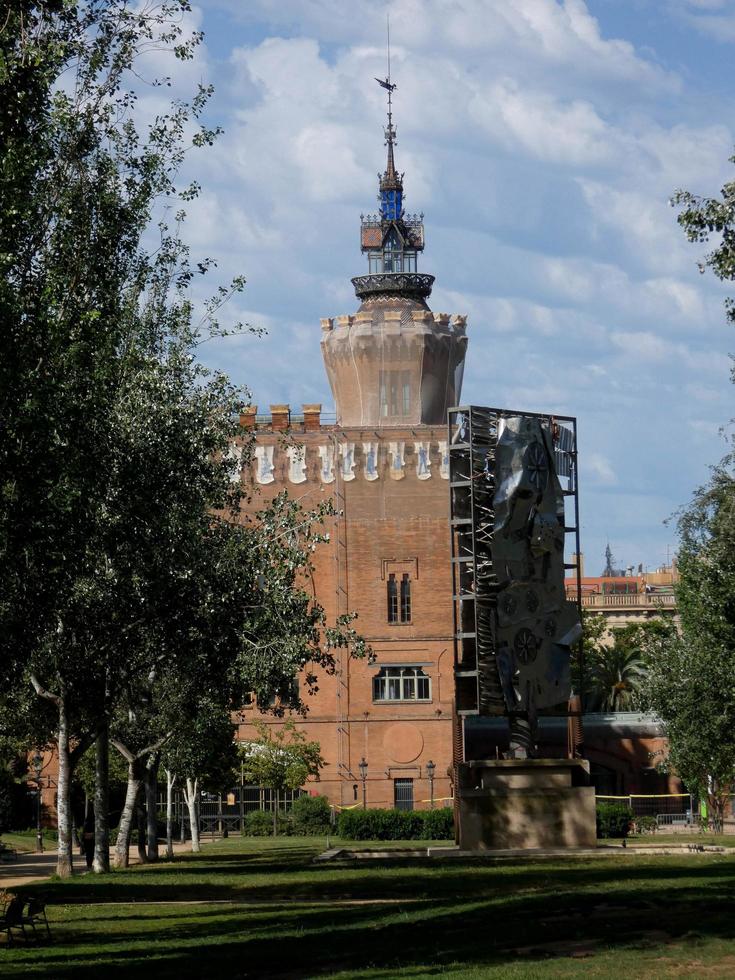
[321, 76, 468, 427]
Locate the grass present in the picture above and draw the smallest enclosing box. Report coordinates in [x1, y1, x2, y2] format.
[1, 835, 735, 978]
[0, 832, 53, 854]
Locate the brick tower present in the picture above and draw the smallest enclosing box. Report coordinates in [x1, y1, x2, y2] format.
[237, 74, 469, 813]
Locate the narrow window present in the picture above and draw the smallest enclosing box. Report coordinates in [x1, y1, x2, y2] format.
[379, 371, 388, 418]
[401, 371, 411, 416]
[387, 573, 398, 624]
[400, 573, 411, 623]
[389, 374, 399, 416]
[394, 778, 414, 811]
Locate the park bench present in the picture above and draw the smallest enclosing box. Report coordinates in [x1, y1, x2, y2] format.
[1, 892, 51, 945]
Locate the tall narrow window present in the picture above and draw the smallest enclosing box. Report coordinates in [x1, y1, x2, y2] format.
[389, 375, 399, 416]
[400, 573, 411, 623]
[379, 371, 388, 418]
[387, 573, 398, 624]
[401, 371, 411, 416]
[394, 778, 414, 811]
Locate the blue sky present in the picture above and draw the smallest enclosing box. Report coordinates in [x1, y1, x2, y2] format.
[153, 1, 735, 575]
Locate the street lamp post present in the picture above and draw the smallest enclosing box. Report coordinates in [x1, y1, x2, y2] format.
[32, 752, 44, 853]
[426, 760, 436, 810]
[358, 758, 368, 810]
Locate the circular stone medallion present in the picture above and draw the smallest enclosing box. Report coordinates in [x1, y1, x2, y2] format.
[383, 724, 424, 764]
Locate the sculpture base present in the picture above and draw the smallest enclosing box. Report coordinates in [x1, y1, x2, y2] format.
[456, 758, 597, 850]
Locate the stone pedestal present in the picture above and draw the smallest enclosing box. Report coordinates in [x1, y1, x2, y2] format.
[456, 759, 596, 850]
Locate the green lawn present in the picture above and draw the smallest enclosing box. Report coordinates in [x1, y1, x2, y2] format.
[2, 836, 735, 978]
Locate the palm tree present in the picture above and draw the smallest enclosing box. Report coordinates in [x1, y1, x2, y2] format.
[589, 645, 648, 713]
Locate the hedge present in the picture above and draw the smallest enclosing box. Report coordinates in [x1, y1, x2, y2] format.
[337, 807, 454, 841]
[291, 795, 331, 835]
[596, 802, 633, 839]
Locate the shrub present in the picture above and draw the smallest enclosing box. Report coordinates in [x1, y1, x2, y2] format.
[633, 815, 658, 835]
[242, 809, 291, 836]
[596, 802, 633, 839]
[421, 807, 455, 840]
[337, 808, 454, 841]
[291, 795, 331, 835]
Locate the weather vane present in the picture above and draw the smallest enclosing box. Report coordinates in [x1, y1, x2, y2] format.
[374, 14, 397, 149]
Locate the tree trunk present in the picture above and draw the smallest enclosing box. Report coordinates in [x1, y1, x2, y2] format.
[136, 796, 147, 863]
[93, 723, 110, 873]
[56, 696, 75, 878]
[165, 770, 176, 860]
[184, 777, 200, 853]
[115, 760, 142, 868]
[145, 752, 160, 862]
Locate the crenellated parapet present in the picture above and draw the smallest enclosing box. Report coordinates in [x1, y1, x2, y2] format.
[321, 309, 468, 428]
[235, 428, 451, 486]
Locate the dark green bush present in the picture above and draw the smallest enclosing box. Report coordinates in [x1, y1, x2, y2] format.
[242, 809, 291, 836]
[596, 802, 633, 839]
[632, 814, 658, 835]
[291, 795, 331, 835]
[337, 807, 454, 841]
[421, 807, 455, 840]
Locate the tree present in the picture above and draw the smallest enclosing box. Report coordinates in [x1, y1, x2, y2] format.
[239, 721, 324, 836]
[161, 700, 238, 854]
[643, 160, 735, 830]
[0, 1, 245, 876]
[572, 610, 606, 709]
[0, 3, 368, 878]
[642, 464, 735, 831]
[588, 620, 676, 713]
[589, 645, 647, 713]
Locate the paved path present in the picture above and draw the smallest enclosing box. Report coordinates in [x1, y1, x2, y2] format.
[0, 841, 197, 889]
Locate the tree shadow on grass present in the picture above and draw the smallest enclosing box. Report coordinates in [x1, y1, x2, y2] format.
[17, 853, 735, 907]
[4, 857, 735, 979]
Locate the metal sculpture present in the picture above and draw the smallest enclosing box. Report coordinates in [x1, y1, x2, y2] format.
[449, 407, 581, 758]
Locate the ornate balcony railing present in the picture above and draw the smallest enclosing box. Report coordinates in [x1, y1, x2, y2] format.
[570, 593, 677, 609]
[352, 272, 434, 301]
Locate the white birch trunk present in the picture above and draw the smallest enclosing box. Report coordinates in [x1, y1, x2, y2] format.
[165, 770, 176, 859]
[93, 724, 110, 873]
[56, 696, 74, 878]
[115, 761, 142, 868]
[184, 777, 200, 853]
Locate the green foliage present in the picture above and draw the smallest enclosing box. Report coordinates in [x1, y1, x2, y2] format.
[596, 802, 633, 839]
[573, 611, 606, 706]
[239, 721, 324, 796]
[641, 462, 735, 831]
[75, 743, 129, 799]
[633, 815, 658, 835]
[588, 644, 648, 713]
[290, 795, 331, 835]
[337, 808, 454, 841]
[0, 767, 15, 834]
[242, 810, 290, 837]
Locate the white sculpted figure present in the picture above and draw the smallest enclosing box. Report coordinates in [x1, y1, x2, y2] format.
[339, 442, 356, 481]
[414, 441, 431, 480]
[318, 444, 335, 484]
[388, 441, 405, 481]
[363, 441, 379, 481]
[254, 444, 275, 485]
[286, 445, 307, 484]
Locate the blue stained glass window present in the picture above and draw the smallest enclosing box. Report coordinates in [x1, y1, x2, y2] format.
[381, 189, 402, 220]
